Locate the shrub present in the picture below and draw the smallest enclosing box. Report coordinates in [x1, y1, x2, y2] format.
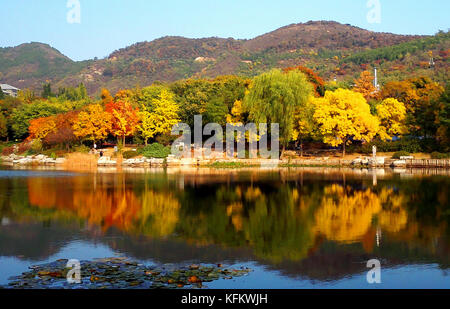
[30, 139, 43, 153]
[347, 138, 424, 154]
[122, 151, 139, 159]
[399, 139, 422, 153]
[18, 142, 31, 154]
[430, 152, 450, 159]
[1, 146, 14, 155]
[138, 143, 171, 158]
[392, 151, 411, 159]
[155, 134, 177, 146]
[73, 144, 90, 153]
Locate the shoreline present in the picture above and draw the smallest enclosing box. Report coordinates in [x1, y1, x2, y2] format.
[2, 153, 450, 170]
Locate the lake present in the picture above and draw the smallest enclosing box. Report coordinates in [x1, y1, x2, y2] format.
[0, 167, 449, 289]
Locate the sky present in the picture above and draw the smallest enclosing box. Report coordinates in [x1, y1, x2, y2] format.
[1, 0, 449, 61]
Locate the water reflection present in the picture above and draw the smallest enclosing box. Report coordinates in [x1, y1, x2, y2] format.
[0, 168, 449, 284]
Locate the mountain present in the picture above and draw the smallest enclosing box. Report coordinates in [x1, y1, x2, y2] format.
[0, 21, 448, 96]
[0, 42, 93, 91]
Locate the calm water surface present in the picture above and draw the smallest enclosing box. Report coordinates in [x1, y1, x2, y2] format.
[0, 167, 449, 289]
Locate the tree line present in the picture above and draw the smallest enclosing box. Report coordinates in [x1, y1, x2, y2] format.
[0, 66, 448, 156]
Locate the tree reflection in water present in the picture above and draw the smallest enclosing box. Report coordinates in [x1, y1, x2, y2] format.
[0, 169, 448, 270]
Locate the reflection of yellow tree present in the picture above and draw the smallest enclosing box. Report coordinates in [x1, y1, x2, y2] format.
[227, 202, 244, 231]
[137, 190, 180, 237]
[314, 185, 411, 245]
[314, 185, 381, 243]
[378, 188, 408, 233]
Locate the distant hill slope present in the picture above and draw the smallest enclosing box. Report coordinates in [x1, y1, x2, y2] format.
[0, 21, 448, 96]
[0, 42, 93, 91]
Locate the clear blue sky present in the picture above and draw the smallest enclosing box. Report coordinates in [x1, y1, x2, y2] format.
[1, 0, 449, 61]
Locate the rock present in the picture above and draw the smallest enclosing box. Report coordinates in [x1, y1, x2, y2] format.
[368, 157, 385, 165]
[149, 158, 165, 166]
[400, 156, 414, 160]
[361, 158, 369, 165]
[166, 158, 181, 166]
[44, 158, 56, 165]
[98, 157, 116, 166]
[55, 158, 66, 164]
[17, 158, 32, 165]
[352, 158, 363, 165]
[392, 160, 407, 167]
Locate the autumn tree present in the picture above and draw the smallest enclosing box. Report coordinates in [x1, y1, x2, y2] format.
[28, 116, 57, 140]
[101, 89, 114, 105]
[73, 104, 112, 143]
[243, 69, 313, 152]
[436, 84, 450, 150]
[381, 77, 444, 137]
[138, 89, 180, 145]
[376, 98, 408, 140]
[106, 100, 140, 146]
[313, 89, 380, 156]
[44, 111, 79, 150]
[353, 71, 378, 101]
[291, 100, 317, 157]
[284, 66, 325, 97]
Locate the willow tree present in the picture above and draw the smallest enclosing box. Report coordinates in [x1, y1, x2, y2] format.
[243, 69, 313, 153]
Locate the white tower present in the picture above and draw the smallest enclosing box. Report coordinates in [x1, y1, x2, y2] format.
[373, 67, 380, 91]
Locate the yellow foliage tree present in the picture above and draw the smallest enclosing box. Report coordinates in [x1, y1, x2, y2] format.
[291, 98, 317, 157]
[376, 98, 408, 140]
[313, 89, 380, 156]
[226, 100, 244, 124]
[138, 89, 180, 145]
[73, 104, 112, 143]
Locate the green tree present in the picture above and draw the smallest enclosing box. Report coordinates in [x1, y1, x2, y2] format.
[41, 82, 54, 99]
[0, 113, 8, 140]
[243, 69, 313, 152]
[10, 100, 71, 139]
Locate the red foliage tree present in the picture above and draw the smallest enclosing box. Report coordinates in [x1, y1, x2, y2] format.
[284, 66, 325, 97]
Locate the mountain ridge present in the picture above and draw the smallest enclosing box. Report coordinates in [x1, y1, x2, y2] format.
[0, 21, 447, 95]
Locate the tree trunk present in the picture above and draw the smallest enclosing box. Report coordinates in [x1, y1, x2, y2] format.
[122, 135, 126, 148]
[342, 142, 346, 157]
[300, 139, 304, 158]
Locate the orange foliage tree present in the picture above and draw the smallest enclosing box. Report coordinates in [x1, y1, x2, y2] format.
[28, 116, 57, 140]
[381, 77, 444, 136]
[353, 70, 378, 101]
[284, 66, 325, 97]
[101, 89, 114, 105]
[44, 111, 79, 149]
[105, 100, 140, 145]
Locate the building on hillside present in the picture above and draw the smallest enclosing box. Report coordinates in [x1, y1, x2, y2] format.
[0, 84, 20, 97]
